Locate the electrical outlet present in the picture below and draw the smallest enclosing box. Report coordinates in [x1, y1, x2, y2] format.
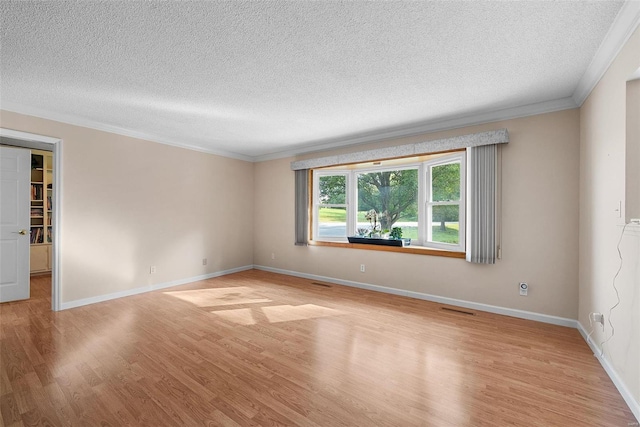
[202, 258, 207, 266]
[150, 265, 156, 274]
[590, 312, 604, 327]
[271, 252, 275, 260]
[519, 282, 528, 296]
[360, 264, 365, 273]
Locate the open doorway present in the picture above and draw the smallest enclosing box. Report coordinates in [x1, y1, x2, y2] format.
[0, 128, 61, 311]
[29, 150, 54, 274]
[625, 67, 640, 223]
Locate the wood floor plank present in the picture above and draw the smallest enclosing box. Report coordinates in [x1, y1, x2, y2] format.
[90, 382, 138, 426]
[40, 381, 75, 425]
[0, 362, 14, 396]
[0, 392, 22, 426]
[0, 271, 636, 426]
[20, 405, 60, 427]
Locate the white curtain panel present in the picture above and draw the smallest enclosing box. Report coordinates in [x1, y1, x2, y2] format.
[466, 145, 497, 264]
[294, 169, 309, 246]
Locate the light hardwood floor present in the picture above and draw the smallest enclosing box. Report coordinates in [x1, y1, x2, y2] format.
[0, 270, 636, 426]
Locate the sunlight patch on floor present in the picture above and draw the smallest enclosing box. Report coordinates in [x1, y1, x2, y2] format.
[211, 307, 257, 325]
[210, 304, 341, 325]
[261, 304, 340, 323]
[163, 287, 271, 307]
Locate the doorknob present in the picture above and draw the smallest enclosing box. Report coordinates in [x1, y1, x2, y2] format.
[12, 229, 28, 235]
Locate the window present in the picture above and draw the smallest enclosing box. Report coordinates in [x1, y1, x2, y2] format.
[357, 167, 419, 241]
[425, 157, 465, 251]
[312, 151, 465, 252]
[315, 172, 349, 239]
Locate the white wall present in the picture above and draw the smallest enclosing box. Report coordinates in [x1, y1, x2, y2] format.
[0, 110, 255, 304]
[579, 26, 640, 409]
[254, 109, 580, 319]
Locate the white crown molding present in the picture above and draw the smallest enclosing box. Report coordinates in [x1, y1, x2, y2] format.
[0, 94, 579, 165]
[253, 97, 577, 162]
[572, 0, 640, 106]
[1, 102, 254, 162]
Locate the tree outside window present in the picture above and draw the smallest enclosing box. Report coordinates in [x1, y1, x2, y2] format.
[357, 169, 418, 236]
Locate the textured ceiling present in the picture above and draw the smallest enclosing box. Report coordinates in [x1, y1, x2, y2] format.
[0, 1, 629, 159]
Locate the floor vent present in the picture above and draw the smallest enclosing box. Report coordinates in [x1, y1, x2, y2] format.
[440, 307, 475, 316]
[310, 282, 332, 288]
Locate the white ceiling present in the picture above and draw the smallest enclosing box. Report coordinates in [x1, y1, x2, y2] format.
[1, 1, 637, 161]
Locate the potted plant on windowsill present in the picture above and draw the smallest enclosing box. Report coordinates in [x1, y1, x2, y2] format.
[389, 226, 411, 246]
[348, 212, 410, 247]
[389, 227, 402, 240]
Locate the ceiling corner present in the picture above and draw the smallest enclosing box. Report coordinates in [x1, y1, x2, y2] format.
[572, 0, 640, 106]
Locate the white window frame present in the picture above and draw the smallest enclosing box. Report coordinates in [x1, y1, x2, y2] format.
[423, 153, 466, 252]
[313, 170, 350, 242]
[311, 152, 465, 253]
[354, 163, 421, 242]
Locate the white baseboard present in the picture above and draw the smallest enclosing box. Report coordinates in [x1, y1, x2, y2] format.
[253, 265, 577, 328]
[577, 322, 640, 422]
[258, 265, 638, 421]
[59, 265, 253, 310]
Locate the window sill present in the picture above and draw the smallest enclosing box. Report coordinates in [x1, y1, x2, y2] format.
[308, 240, 466, 259]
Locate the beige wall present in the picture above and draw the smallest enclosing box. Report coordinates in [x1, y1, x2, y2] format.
[0, 110, 254, 303]
[254, 109, 580, 319]
[627, 78, 640, 223]
[579, 26, 640, 405]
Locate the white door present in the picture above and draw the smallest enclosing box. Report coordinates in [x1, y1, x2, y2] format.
[0, 146, 31, 302]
